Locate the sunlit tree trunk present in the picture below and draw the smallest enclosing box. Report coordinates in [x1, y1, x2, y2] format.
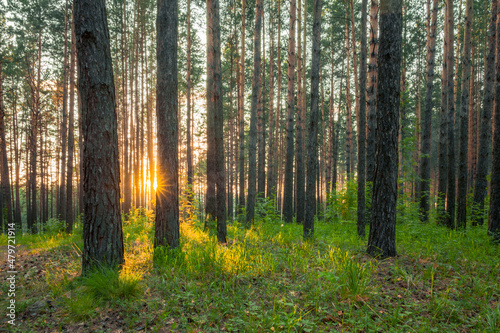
[66, 14, 76, 233]
[238, 0, 246, 215]
[74, 0, 124, 273]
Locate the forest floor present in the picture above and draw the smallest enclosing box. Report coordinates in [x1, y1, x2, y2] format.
[1, 206, 499, 332]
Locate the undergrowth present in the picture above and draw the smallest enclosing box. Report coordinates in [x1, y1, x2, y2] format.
[1, 205, 499, 332]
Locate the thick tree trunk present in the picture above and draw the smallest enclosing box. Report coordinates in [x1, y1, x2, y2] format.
[74, 0, 124, 273]
[155, 0, 179, 249]
[304, 0, 322, 239]
[283, 0, 296, 223]
[367, 0, 402, 258]
[489, 0, 500, 242]
[457, 0, 473, 230]
[472, 0, 496, 226]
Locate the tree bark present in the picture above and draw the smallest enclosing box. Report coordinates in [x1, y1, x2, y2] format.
[367, 0, 402, 258]
[74, 0, 124, 273]
[457, 0, 473, 230]
[283, 0, 296, 223]
[66, 13, 76, 233]
[357, 0, 368, 237]
[304, 0, 322, 239]
[366, 0, 378, 184]
[0, 61, 12, 228]
[238, 0, 246, 215]
[247, 0, 263, 224]
[472, 0, 495, 226]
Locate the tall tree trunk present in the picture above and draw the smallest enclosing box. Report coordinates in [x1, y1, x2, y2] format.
[257, 10, 266, 198]
[489, 0, 500, 242]
[238, 0, 246, 214]
[344, 3, 353, 180]
[74, 0, 124, 273]
[357, 0, 368, 237]
[59, 0, 69, 221]
[304, 0, 323, 239]
[0, 61, 12, 227]
[267, 3, 276, 199]
[66, 14, 76, 233]
[367, 0, 402, 258]
[123, 3, 131, 214]
[155, 0, 179, 249]
[472, 0, 496, 226]
[445, 0, 456, 229]
[247, 0, 263, 224]
[283, 0, 296, 223]
[366, 0, 378, 184]
[186, 0, 194, 202]
[205, 0, 227, 241]
[468, 46, 477, 191]
[419, 0, 438, 222]
[295, 0, 305, 223]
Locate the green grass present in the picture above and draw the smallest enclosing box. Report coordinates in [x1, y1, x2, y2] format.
[2, 206, 499, 332]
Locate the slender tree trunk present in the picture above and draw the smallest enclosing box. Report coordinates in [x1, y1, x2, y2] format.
[75, 0, 124, 273]
[304, 0, 322, 239]
[123, 3, 131, 214]
[186, 0, 194, 202]
[472, 0, 496, 226]
[283, 0, 296, 223]
[238, 0, 246, 215]
[419, 0, 438, 222]
[66, 14, 76, 233]
[357, 0, 368, 237]
[267, 5, 276, 199]
[344, 4, 353, 180]
[366, 0, 378, 184]
[59, 0, 69, 221]
[367, 0, 402, 258]
[445, 0, 456, 229]
[468, 46, 477, 191]
[295, 0, 305, 223]
[0, 61, 12, 227]
[257, 10, 266, 198]
[456, 0, 473, 229]
[247, 0, 263, 224]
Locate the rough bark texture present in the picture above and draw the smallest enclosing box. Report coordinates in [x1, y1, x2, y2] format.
[304, 0, 322, 239]
[155, 0, 179, 249]
[419, 0, 438, 222]
[472, 0, 495, 226]
[283, 0, 296, 223]
[74, 0, 124, 273]
[205, 0, 226, 241]
[489, 0, 500, 242]
[367, 0, 402, 258]
[246, 0, 262, 225]
[457, 0, 473, 229]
